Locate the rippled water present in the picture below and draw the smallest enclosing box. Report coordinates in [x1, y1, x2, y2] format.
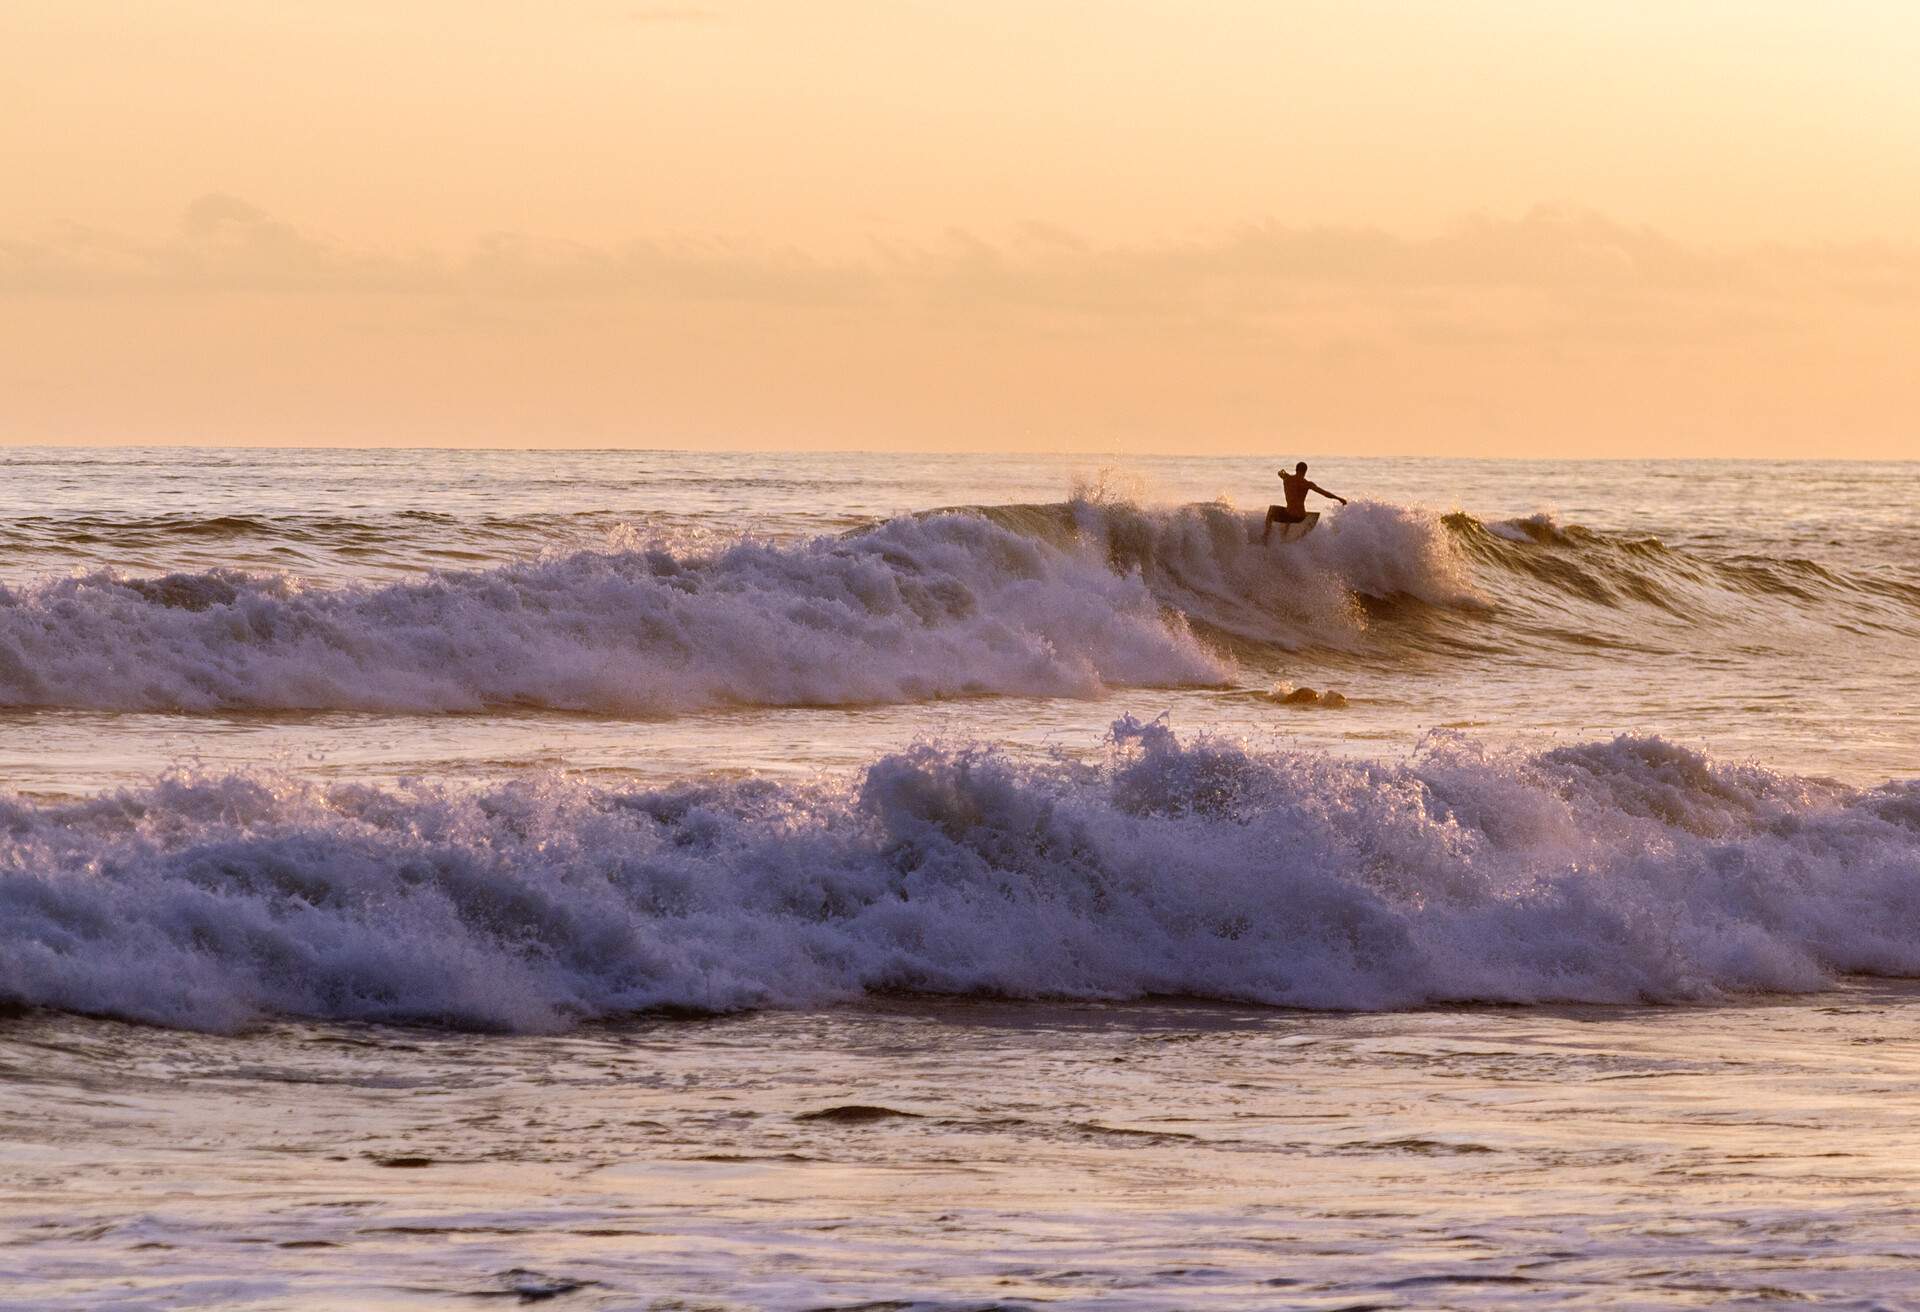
[2, 446, 1917, 1308]
[8, 990, 1920, 1309]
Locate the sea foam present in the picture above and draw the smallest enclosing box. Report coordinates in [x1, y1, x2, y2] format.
[0, 511, 1233, 713]
[0, 500, 1482, 714]
[4, 722, 1915, 1032]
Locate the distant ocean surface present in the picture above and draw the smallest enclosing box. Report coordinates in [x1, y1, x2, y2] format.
[4, 446, 1918, 1309]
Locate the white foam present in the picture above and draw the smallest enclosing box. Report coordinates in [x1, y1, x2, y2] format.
[4, 723, 1915, 1032]
[1078, 497, 1487, 646]
[0, 498, 1497, 714]
[0, 512, 1231, 713]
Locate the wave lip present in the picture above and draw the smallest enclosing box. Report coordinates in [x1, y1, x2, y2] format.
[4, 723, 1916, 1033]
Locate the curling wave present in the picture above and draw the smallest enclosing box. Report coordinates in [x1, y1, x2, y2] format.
[3, 722, 1917, 1032]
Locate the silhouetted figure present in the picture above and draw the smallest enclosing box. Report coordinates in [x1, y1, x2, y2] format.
[1263, 462, 1347, 543]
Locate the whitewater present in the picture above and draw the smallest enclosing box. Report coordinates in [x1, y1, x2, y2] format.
[3, 446, 1917, 1310]
[7, 721, 1919, 1034]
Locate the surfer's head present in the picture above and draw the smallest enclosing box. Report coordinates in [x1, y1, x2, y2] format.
[1295, 462, 1308, 474]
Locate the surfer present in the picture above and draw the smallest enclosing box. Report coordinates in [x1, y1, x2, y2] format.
[1263, 462, 1347, 543]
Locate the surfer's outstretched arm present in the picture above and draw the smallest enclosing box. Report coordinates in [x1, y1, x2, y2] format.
[1310, 483, 1348, 505]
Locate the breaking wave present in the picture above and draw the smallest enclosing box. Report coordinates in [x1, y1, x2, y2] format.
[4, 722, 1916, 1032]
[1, 497, 1913, 714]
[0, 509, 1237, 714]
[0, 500, 1472, 714]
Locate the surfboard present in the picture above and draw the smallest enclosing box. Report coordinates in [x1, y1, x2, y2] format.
[1251, 511, 1318, 545]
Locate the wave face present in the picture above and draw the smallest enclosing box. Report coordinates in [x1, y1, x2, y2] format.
[1451, 510, 1920, 642]
[4, 722, 1917, 1032]
[3, 494, 1916, 715]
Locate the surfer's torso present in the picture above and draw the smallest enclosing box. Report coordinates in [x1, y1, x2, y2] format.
[1279, 472, 1313, 516]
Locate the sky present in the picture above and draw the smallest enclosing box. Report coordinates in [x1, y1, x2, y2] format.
[4, 1, 1919, 457]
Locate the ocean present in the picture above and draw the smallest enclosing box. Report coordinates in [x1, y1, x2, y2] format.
[2, 446, 1918, 1308]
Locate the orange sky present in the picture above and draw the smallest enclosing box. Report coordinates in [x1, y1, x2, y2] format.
[5, 1, 1919, 456]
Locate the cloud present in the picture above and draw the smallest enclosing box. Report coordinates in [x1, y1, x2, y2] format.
[5, 196, 1918, 350]
[460, 232, 874, 305]
[902, 208, 1751, 317]
[0, 196, 866, 304]
[7, 198, 1919, 457]
[0, 195, 435, 296]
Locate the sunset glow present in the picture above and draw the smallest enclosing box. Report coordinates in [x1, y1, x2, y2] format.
[7, 1, 1920, 455]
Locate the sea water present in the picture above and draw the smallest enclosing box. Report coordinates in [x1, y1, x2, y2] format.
[2, 447, 1917, 1308]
